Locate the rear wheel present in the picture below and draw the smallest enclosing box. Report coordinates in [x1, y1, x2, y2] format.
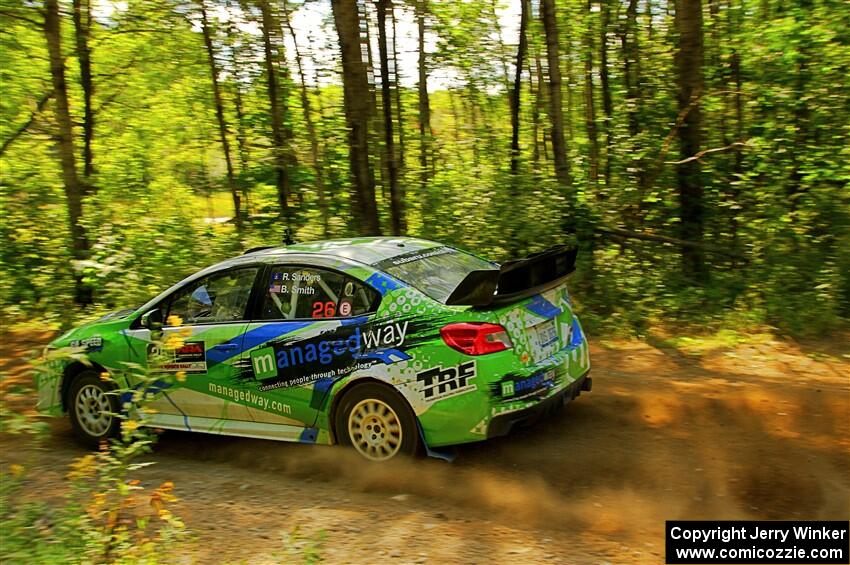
[68, 371, 120, 448]
[335, 383, 420, 461]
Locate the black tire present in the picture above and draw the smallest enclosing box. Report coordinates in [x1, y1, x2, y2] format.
[334, 382, 421, 461]
[67, 370, 120, 448]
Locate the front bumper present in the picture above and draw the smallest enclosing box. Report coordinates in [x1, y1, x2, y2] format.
[487, 370, 591, 438]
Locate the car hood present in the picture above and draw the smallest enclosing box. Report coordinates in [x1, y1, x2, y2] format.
[92, 308, 137, 323]
[50, 308, 137, 348]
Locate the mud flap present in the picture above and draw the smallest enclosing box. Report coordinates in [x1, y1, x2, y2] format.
[416, 420, 456, 462]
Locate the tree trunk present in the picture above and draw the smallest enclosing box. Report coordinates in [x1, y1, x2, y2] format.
[540, 0, 572, 190]
[510, 0, 529, 176]
[362, 1, 378, 112]
[583, 0, 599, 189]
[674, 0, 706, 279]
[332, 0, 381, 235]
[489, 0, 512, 93]
[199, 0, 242, 237]
[282, 0, 328, 236]
[599, 0, 613, 186]
[729, 48, 743, 261]
[390, 6, 405, 171]
[533, 44, 547, 165]
[732, 49, 743, 177]
[45, 0, 92, 305]
[72, 0, 94, 187]
[361, 2, 385, 200]
[464, 85, 481, 172]
[225, 6, 251, 214]
[376, 0, 404, 234]
[227, 22, 249, 174]
[416, 0, 432, 196]
[621, 0, 648, 205]
[622, 0, 640, 139]
[448, 87, 461, 144]
[646, 0, 654, 40]
[258, 0, 291, 221]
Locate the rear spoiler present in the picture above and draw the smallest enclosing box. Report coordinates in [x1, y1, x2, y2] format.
[445, 245, 578, 307]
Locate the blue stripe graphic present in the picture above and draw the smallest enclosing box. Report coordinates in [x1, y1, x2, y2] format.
[570, 318, 583, 347]
[525, 295, 562, 319]
[206, 321, 315, 363]
[365, 272, 404, 295]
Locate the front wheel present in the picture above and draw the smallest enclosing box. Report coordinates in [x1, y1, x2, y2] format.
[335, 383, 420, 461]
[68, 371, 120, 448]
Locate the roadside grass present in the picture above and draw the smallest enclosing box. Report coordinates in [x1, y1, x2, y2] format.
[644, 328, 775, 359]
[0, 339, 188, 564]
[0, 323, 329, 564]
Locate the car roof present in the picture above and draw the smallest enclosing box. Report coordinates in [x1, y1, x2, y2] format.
[243, 236, 444, 267]
[134, 237, 446, 317]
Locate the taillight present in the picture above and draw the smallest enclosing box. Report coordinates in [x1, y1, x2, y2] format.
[440, 322, 513, 355]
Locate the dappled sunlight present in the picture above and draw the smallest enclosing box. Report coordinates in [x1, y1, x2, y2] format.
[1, 0, 847, 557]
[2, 327, 848, 562]
[633, 391, 686, 428]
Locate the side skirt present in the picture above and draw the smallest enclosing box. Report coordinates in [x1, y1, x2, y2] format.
[142, 413, 330, 445]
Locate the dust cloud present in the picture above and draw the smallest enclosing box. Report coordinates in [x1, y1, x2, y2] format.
[155, 339, 849, 538]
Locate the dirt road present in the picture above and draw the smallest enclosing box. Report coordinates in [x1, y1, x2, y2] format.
[2, 332, 848, 563]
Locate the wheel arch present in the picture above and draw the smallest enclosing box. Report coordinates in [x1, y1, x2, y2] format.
[61, 361, 108, 412]
[328, 376, 420, 445]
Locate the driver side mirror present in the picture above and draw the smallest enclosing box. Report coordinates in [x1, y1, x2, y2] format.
[140, 308, 163, 331]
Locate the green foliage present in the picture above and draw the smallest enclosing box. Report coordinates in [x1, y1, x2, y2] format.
[0, 0, 847, 336]
[1, 344, 188, 564]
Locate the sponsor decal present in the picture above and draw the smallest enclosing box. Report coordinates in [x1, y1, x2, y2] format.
[69, 336, 103, 352]
[374, 246, 454, 268]
[416, 361, 476, 402]
[494, 369, 557, 400]
[37, 372, 61, 390]
[207, 383, 291, 415]
[150, 341, 207, 373]
[249, 321, 411, 390]
[251, 347, 278, 379]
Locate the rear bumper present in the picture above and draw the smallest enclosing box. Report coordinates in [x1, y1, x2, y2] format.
[487, 370, 591, 438]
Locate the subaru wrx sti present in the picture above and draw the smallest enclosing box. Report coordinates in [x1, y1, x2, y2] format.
[37, 238, 591, 461]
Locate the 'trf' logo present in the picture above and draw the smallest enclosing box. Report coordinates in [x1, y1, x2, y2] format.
[416, 361, 476, 401]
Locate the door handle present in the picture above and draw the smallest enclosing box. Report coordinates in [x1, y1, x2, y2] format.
[212, 343, 238, 351]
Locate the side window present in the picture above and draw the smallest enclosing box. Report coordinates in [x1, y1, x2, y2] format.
[260, 266, 380, 320]
[166, 267, 259, 325]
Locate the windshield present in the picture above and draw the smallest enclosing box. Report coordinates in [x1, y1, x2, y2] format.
[381, 246, 497, 304]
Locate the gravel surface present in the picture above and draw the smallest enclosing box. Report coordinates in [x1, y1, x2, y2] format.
[2, 332, 848, 563]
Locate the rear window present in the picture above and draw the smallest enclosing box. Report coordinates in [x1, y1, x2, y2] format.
[379, 246, 496, 304]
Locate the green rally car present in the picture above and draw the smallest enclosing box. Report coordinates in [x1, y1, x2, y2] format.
[37, 237, 591, 461]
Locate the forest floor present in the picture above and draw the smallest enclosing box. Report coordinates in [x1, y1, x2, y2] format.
[1, 329, 849, 564]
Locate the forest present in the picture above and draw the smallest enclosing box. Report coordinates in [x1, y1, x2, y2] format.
[1, 0, 848, 336]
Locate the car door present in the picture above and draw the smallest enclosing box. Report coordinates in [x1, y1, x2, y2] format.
[138, 266, 261, 423]
[234, 263, 382, 438]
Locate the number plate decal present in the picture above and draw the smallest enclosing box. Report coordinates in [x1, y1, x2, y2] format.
[531, 319, 559, 362]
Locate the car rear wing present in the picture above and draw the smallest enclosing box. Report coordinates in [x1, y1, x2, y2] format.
[445, 245, 578, 307]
